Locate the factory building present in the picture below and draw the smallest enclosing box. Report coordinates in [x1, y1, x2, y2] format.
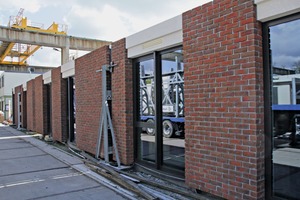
[12, 0, 300, 199]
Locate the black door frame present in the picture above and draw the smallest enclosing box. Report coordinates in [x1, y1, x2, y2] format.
[133, 46, 184, 174]
[263, 12, 300, 199]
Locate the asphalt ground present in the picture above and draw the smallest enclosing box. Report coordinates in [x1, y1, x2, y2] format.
[0, 125, 134, 200]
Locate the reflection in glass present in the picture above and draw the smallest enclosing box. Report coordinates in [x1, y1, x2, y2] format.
[138, 58, 156, 163]
[270, 18, 300, 199]
[161, 50, 185, 170]
[136, 48, 185, 172]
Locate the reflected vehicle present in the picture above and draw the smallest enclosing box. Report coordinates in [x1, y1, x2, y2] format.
[272, 75, 300, 146]
[270, 17, 300, 199]
[140, 52, 184, 138]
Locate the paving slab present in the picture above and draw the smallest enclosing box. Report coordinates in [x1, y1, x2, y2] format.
[0, 137, 24, 144]
[0, 126, 131, 200]
[0, 155, 68, 176]
[39, 187, 126, 200]
[0, 146, 46, 160]
[0, 142, 32, 150]
[0, 168, 111, 200]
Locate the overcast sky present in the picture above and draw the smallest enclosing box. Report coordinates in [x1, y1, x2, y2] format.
[0, 0, 211, 67]
[270, 18, 300, 70]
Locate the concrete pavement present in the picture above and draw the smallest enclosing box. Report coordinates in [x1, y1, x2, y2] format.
[0, 125, 135, 200]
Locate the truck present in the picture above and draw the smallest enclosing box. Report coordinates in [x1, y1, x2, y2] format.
[272, 74, 300, 145]
[140, 57, 184, 138]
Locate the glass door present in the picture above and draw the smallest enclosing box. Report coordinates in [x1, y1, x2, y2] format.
[134, 56, 156, 164]
[134, 47, 185, 173]
[266, 15, 300, 199]
[161, 49, 185, 171]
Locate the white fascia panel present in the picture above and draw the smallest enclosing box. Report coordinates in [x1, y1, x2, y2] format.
[126, 15, 182, 58]
[255, 0, 300, 22]
[61, 60, 75, 78]
[43, 70, 52, 84]
[23, 83, 27, 91]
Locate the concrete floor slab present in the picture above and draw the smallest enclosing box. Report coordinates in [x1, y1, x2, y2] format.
[0, 141, 31, 149]
[0, 168, 117, 200]
[0, 168, 75, 185]
[0, 154, 67, 176]
[0, 147, 46, 160]
[39, 187, 126, 200]
[0, 138, 24, 144]
[0, 126, 129, 200]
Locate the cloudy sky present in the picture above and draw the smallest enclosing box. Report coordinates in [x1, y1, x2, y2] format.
[0, 0, 211, 67]
[270, 19, 300, 70]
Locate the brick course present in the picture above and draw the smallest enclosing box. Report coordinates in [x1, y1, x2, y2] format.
[183, 0, 264, 199]
[13, 85, 22, 126]
[34, 75, 47, 134]
[26, 79, 35, 131]
[75, 46, 110, 154]
[51, 67, 68, 142]
[21, 88, 27, 129]
[111, 38, 134, 165]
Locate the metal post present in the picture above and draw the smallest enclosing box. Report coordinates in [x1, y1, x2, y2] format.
[102, 65, 109, 162]
[154, 52, 163, 168]
[292, 78, 296, 105]
[105, 101, 120, 167]
[95, 64, 120, 167]
[175, 56, 179, 118]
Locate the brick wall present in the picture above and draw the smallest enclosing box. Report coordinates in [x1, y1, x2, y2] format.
[183, 0, 264, 199]
[34, 75, 47, 134]
[111, 39, 134, 165]
[26, 79, 35, 131]
[51, 67, 68, 142]
[75, 46, 110, 154]
[13, 85, 22, 126]
[21, 89, 27, 129]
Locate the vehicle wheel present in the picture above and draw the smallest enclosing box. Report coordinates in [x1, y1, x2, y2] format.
[163, 120, 173, 138]
[146, 119, 155, 136]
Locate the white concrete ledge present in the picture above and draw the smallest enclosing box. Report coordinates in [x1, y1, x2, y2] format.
[255, 0, 300, 22]
[126, 15, 182, 58]
[43, 70, 52, 84]
[61, 60, 75, 78]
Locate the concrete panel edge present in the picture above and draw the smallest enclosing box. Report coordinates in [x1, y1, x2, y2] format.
[255, 0, 300, 22]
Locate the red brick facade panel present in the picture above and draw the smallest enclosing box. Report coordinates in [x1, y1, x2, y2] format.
[13, 85, 22, 126]
[51, 67, 68, 142]
[26, 79, 35, 131]
[111, 38, 134, 165]
[34, 75, 45, 134]
[21, 89, 27, 129]
[75, 46, 110, 154]
[183, 0, 264, 199]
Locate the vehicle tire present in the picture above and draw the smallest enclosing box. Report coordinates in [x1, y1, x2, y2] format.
[146, 119, 155, 136]
[163, 120, 174, 138]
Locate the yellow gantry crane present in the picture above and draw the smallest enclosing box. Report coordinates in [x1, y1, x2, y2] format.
[0, 8, 67, 66]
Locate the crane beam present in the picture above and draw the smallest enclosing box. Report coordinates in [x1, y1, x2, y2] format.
[0, 26, 111, 51]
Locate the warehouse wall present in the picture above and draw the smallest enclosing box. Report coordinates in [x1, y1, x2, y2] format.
[34, 75, 47, 135]
[183, 0, 264, 199]
[21, 88, 27, 129]
[75, 46, 110, 154]
[51, 67, 68, 142]
[26, 79, 35, 131]
[111, 38, 134, 165]
[13, 85, 22, 127]
[11, 0, 271, 199]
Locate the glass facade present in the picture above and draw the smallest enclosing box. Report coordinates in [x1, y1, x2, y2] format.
[267, 16, 300, 199]
[134, 47, 185, 172]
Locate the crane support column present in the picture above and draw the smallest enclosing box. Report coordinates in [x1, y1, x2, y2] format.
[61, 38, 70, 65]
